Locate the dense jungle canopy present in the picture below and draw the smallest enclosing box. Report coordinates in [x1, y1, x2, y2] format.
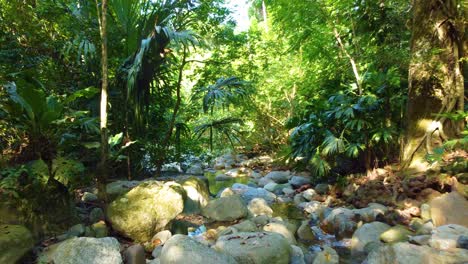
[0, 0, 467, 263]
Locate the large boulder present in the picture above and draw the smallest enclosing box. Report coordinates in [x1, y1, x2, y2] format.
[107, 181, 184, 242]
[51, 237, 123, 264]
[179, 177, 210, 214]
[0, 225, 34, 264]
[160, 235, 236, 264]
[429, 191, 468, 227]
[365, 242, 468, 264]
[202, 195, 248, 221]
[215, 232, 291, 264]
[350, 222, 391, 253]
[231, 183, 277, 204]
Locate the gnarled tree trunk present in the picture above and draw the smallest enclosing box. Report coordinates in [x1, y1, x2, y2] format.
[401, 0, 465, 170]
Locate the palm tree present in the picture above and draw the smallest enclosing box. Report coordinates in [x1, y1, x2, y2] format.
[194, 117, 243, 151]
[192, 77, 250, 115]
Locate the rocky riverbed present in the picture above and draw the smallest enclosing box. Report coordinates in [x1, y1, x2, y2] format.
[3, 153, 468, 264]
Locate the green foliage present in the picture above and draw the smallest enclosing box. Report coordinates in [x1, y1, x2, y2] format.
[192, 77, 251, 114]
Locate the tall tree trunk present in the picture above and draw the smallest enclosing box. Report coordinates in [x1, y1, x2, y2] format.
[262, 0, 268, 32]
[401, 0, 465, 170]
[96, 0, 109, 199]
[155, 48, 188, 176]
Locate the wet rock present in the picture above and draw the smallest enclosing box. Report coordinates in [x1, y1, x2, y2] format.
[351, 221, 391, 253]
[215, 232, 291, 264]
[429, 191, 468, 227]
[429, 224, 468, 250]
[312, 246, 339, 264]
[123, 244, 145, 264]
[202, 195, 248, 221]
[0, 225, 34, 264]
[107, 181, 184, 242]
[365, 242, 468, 264]
[380, 225, 413, 243]
[248, 198, 274, 217]
[51, 237, 122, 264]
[160, 235, 237, 264]
[263, 222, 297, 244]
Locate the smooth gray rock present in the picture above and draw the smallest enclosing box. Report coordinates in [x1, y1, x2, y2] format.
[231, 183, 277, 204]
[264, 171, 290, 184]
[350, 222, 391, 253]
[202, 195, 248, 221]
[429, 224, 468, 250]
[160, 235, 237, 264]
[51, 237, 123, 264]
[215, 232, 291, 264]
[123, 244, 145, 264]
[289, 176, 312, 187]
[365, 242, 468, 264]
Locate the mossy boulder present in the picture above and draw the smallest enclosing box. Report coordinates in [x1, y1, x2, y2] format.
[0, 225, 34, 263]
[107, 181, 184, 242]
